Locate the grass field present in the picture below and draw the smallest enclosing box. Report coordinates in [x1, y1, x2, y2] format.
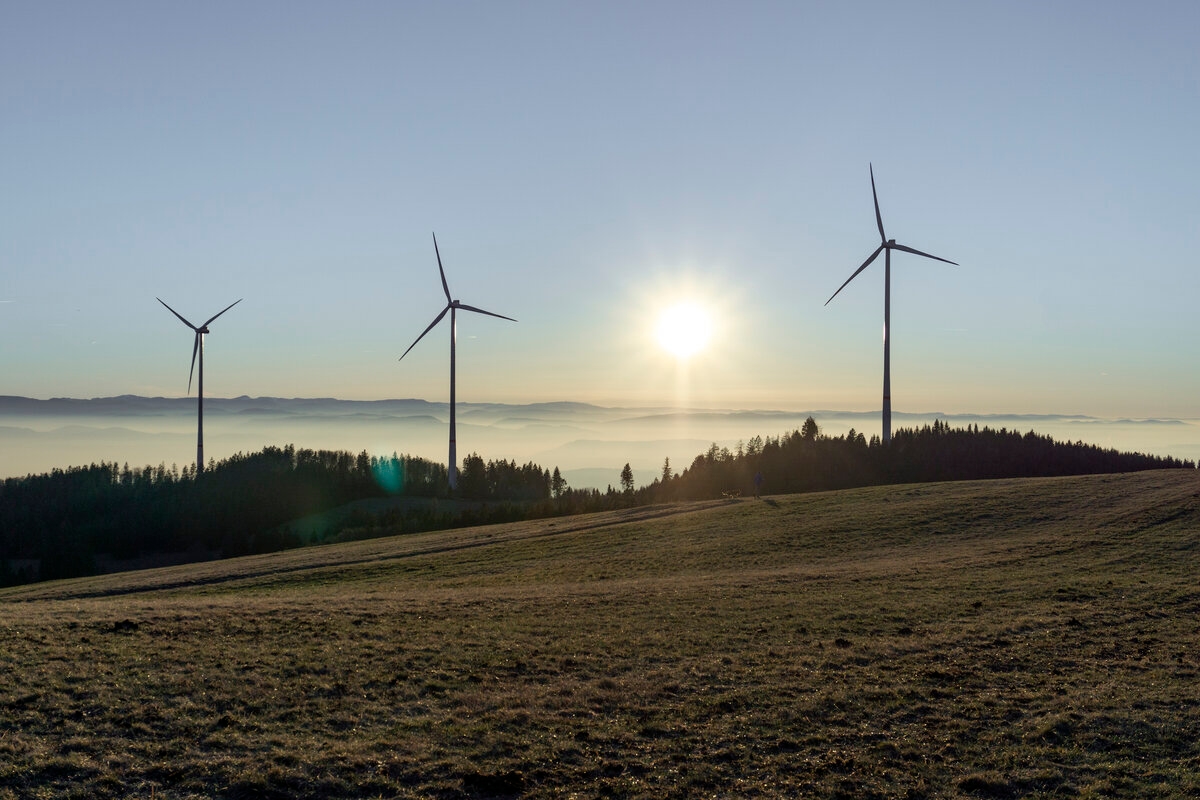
[2, 470, 1199, 799]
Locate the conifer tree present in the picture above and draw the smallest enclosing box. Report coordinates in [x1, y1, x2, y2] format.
[620, 463, 635, 493]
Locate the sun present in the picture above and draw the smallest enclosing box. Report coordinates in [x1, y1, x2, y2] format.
[655, 302, 713, 360]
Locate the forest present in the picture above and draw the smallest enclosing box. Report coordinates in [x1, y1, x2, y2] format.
[656, 419, 1195, 500]
[1, 419, 1192, 586]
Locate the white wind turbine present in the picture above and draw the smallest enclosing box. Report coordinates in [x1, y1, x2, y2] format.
[157, 297, 242, 473]
[825, 164, 957, 445]
[399, 233, 516, 490]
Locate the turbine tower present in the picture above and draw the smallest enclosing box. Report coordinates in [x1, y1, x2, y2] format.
[825, 164, 957, 445]
[399, 233, 516, 491]
[157, 297, 242, 473]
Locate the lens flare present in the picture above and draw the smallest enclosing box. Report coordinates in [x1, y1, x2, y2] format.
[372, 456, 405, 494]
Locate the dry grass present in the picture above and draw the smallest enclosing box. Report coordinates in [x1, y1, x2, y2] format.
[2, 471, 1199, 798]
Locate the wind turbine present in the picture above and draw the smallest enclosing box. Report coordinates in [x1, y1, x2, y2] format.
[825, 164, 957, 445]
[157, 297, 242, 473]
[399, 233, 516, 490]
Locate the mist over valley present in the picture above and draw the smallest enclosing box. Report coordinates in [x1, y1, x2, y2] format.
[3, 395, 1196, 489]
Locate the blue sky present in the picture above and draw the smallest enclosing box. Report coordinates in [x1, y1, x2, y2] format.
[3, 1, 1198, 420]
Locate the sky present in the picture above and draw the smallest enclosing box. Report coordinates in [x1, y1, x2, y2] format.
[3, 1, 1199, 424]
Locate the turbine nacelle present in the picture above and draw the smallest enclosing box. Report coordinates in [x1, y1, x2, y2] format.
[824, 166, 957, 306]
[158, 297, 241, 394]
[400, 234, 517, 362]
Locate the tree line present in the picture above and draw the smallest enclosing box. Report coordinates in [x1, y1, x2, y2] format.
[643, 418, 1194, 502]
[0, 445, 553, 584]
[2, 420, 1193, 586]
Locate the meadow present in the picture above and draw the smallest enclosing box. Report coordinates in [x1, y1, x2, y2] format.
[2, 470, 1198, 798]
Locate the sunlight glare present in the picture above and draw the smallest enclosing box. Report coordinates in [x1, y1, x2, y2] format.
[655, 302, 713, 359]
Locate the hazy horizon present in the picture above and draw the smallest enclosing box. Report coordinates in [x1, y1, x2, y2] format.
[3, 395, 1195, 489]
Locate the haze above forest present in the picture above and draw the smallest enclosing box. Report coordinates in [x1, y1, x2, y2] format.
[3, 395, 1196, 489]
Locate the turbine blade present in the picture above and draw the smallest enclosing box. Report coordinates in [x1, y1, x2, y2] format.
[870, 163, 886, 243]
[432, 232, 452, 303]
[456, 302, 517, 323]
[399, 305, 450, 361]
[825, 244, 884, 306]
[889, 242, 959, 266]
[202, 298, 243, 328]
[157, 297, 198, 330]
[188, 332, 200, 395]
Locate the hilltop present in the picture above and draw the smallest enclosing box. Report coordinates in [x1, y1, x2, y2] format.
[3, 421, 1190, 586]
[2, 470, 1198, 798]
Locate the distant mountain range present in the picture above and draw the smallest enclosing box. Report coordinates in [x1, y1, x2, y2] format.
[3, 394, 1190, 425]
[2, 395, 1195, 486]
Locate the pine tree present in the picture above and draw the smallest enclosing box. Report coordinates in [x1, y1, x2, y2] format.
[620, 463, 634, 493]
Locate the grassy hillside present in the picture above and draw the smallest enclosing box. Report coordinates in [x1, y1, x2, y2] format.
[2, 470, 1198, 798]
